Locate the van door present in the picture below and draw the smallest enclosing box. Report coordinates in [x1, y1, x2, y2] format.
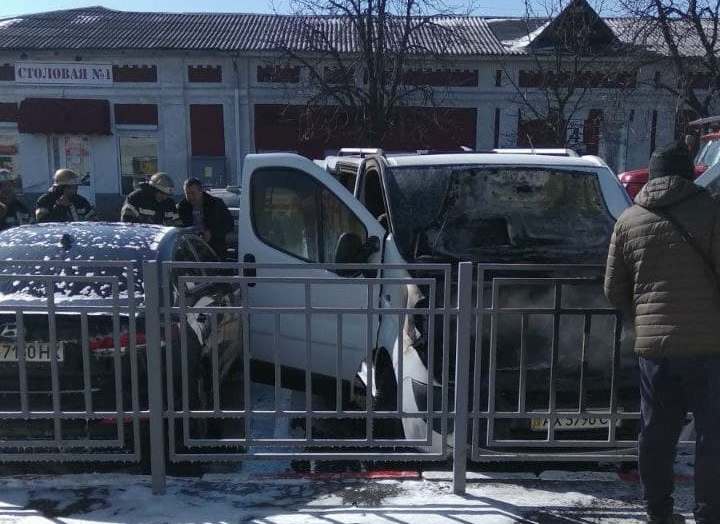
[238, 153, 387, 382]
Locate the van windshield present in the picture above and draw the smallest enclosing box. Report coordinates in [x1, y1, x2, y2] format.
[384, 165, 615, 263]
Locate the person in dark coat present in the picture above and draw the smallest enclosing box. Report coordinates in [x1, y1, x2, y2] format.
[36, 169, 95, 223]
[604, 142, 720, 524]
[121, 172, 179, 226]
[177, 178, 233, 259]
[0, 169, 31, 231]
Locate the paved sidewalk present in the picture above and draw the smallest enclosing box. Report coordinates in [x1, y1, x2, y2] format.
[0, 472, 697, 523]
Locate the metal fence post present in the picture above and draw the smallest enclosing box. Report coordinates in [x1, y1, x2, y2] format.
[144, 261, 166, 495]
[453, 262, 473, 495]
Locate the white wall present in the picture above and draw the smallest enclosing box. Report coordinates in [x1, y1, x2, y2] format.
[0, 48, 706, 195]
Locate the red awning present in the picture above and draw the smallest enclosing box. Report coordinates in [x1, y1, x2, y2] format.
[18, 98, 111, 135]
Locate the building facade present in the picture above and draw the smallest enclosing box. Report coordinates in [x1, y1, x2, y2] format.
[0, 6, 696, 218]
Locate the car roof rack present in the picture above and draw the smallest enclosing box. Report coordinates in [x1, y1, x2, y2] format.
[333, 146, 580, 159]
[337, 148, 383, 158]
[492, 148, 579, 157]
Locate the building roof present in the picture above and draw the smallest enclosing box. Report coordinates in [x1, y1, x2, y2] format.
[0, 7, 515, 55]
[0, 5, 712, 57]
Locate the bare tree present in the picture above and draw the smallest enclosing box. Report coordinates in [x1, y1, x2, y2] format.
[505, 0, 638, 151]
[270, 0, 476, 147]
[618, 0, 720, 118]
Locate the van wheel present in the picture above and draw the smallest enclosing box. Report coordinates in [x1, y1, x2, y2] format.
[373, 349, 405, 440]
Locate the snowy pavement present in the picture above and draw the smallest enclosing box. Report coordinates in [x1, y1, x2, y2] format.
[0, 472, 697, 523]
[0, 384, 700, 523]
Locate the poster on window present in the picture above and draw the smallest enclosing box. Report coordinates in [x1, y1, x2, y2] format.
[63, 136, 91, 186]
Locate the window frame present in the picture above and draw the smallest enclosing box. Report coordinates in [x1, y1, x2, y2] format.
[250, 166, 369, 264]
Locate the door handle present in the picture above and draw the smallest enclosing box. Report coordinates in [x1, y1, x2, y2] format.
[243, 253, 256, 287]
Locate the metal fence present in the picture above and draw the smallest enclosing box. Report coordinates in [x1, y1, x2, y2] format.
[470, 265, 640, 466]
[1, 260, 677, 496]
[0, 260, 146, 463]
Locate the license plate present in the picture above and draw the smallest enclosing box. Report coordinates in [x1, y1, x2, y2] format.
[0, 342, 64, 363]
[530, 415, 620, 432]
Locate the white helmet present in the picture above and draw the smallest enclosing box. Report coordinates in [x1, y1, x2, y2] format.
[148, 172, 174, 195]
[0, 169, 16, 183]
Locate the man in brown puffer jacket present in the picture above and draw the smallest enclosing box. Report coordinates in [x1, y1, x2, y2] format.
[605, 141, 720, 524]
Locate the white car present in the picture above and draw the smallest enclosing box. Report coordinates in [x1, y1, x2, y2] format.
[236, 151, 632, 444]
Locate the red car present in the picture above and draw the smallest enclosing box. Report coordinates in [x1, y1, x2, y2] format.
[619, 132, 720, 199]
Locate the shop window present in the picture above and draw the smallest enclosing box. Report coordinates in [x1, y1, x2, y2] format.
[188, 65, 222, 83]
[119, 136, 159, 195]
[0, 134, 20, 192]
[51, 136, 93, 195]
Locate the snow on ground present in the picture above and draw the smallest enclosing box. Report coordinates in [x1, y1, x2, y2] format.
[0, 473, 697, 524]
[0, 384, 701, 523]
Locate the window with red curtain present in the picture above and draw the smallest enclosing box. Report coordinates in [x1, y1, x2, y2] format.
[190, 104, 225, 156]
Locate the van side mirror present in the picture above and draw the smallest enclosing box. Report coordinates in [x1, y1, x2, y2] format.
[334, 234, 380, 277]
[335, 232, 364, 265]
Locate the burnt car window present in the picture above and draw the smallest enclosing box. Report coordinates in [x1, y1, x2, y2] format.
[385, 165, 615, 264]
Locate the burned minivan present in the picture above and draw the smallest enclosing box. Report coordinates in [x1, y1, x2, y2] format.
[236, 150, 634, 450]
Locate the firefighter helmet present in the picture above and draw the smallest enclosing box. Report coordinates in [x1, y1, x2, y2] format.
[148, 172, 175, 195]
[0, 169, 16, 183]
[53, 169, 81, 187]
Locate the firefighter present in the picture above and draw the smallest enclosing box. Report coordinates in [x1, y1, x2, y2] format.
[120, 172, 179, 225]
[36, 169, 95, 223]
[0, 169, 31, 231]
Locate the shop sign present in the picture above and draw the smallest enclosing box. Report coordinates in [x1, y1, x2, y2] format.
[15, 62, 112, 85]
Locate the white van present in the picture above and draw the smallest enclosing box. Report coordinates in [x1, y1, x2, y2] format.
[237, 151, 632, 443]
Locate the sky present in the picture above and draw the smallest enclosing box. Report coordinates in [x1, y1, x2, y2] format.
[0, 0, 534, 19]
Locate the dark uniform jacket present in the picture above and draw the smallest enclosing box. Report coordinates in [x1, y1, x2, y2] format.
[604, 175, 720, 358]
[36, 190, 95, 223]
[177, 192, 233, 258]
[0, 199, 31, 231]
[120, 184, 179, 225]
